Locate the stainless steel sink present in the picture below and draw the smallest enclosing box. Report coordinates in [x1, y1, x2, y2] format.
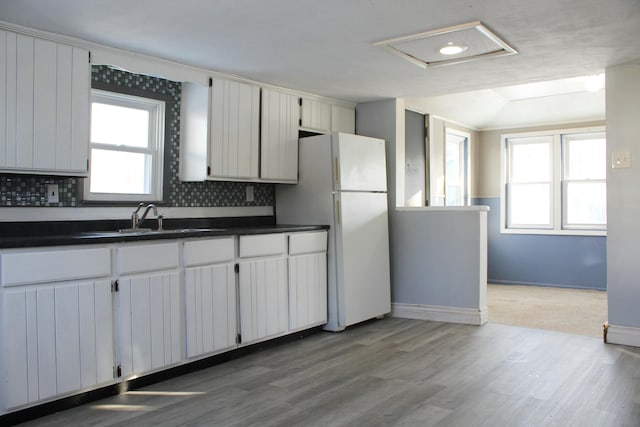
[76, 228, 225, 238]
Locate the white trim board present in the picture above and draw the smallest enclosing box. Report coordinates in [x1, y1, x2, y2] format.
[0, 206, 273, 222]
[606, 324, 640, 348]
[391, 303, 488, 326]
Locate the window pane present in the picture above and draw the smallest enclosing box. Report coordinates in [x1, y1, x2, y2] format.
[90, 149, 151, 194]
[509, 138, 551, 182]
[91, 103, 150, 148]
[509, 183, 550, 226]
[565, 134, 606, 180]
[566, 182, 606, 225]
[446, 184, 463, 206]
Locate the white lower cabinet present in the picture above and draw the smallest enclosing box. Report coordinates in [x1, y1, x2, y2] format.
[0, 230, 328, 415]
[116, 242, 182, 379]
[184, 237, 237, 359]
[288, 232, 328, 331]
[238, 234, 288, 345]
[0, 246, 113, 413]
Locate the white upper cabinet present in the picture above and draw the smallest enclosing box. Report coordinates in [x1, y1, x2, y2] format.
[331, 104, 356, 134]
[301, 98, 356, 135]
[209, 77, 260, 180]
[260, 88, 299, 182]
[0, 30, 90, 176]
[300, 98, 331, 133]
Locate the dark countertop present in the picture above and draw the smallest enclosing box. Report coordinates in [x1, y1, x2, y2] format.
[0, 222, 329, 249]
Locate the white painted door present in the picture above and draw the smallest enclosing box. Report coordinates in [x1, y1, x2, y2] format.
[330, 104, 356, 134]
[209, 78, 260, 179]
[0, 30, 89, 175]
[288, 253, 328, 331]
[184, 263, 237, 358]
[260, 88, 299, 182]
[238, 257, 288, 345]
[300, 98, 331, 133]
[117, 271, 181, 378]
[0, 280, 113, 411]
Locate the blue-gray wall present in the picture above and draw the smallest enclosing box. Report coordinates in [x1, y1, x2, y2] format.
[474, 197, 607, 290]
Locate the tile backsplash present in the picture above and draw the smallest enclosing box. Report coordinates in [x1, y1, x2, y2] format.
[0, 65, 274, 208]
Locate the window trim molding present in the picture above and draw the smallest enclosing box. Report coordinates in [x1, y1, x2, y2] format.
[84, 89, 166, 202]
[500, 125, 606, 237]
[444, 126, 471, 207]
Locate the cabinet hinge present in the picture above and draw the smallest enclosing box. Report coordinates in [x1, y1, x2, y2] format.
[236, 334, 242, 344]
[209, 77, 213, 87]
[298, 98, 302, 106]
[86, 159, 90, 172]
[88, 51, 91, 63]
[114, 365, 122, 378]
[234, 263, 239, 274]
[299, 118, 302, 127]
[207, 166, 211, 176]
[111, 279, 119, 293]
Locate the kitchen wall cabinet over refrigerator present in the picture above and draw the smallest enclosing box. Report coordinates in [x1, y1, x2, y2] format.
[0, 29, 90, 176]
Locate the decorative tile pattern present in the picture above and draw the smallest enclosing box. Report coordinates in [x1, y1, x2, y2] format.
[0, 66, 275, 208]
[0, 175, 77, 207]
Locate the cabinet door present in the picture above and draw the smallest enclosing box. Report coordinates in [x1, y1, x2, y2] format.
[260, 88, 299, 182]
[209, 78, 260, 179]
[331, 104, 356, 134]
[117, 271, 181, 378]
[0, 280, 113, 411]
[289, 253, 328, 331]
[300, 98, 331, 133]
[184, 263, 236, 358]
[238, 257, 288, 345]
[0, 30, 89, 175]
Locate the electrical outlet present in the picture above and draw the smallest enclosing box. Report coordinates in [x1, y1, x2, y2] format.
[47, 184, 59, 203]
[246, 185, 254, 202]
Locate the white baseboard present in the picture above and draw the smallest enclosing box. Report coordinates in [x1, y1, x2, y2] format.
[391, 303, 488, 326]
[606, 324, 640, 347]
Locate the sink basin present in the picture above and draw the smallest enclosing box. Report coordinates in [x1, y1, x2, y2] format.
[75, 228, 225, 239]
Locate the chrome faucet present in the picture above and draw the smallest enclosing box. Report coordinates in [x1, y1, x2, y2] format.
[131, 203, 159, 229]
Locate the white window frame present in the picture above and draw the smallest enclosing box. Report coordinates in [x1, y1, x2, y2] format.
[500, 126, 606, 236]
[84, 89, 165, 202]
[444, 127, 470, 206]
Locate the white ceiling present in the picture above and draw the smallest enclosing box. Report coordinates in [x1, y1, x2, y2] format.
[1, 0, 639, 129]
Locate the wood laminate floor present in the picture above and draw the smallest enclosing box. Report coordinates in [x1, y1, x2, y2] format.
[18, 318, 640, 427]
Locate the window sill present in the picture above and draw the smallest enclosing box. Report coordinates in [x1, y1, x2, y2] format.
[501, 227, 606, 237]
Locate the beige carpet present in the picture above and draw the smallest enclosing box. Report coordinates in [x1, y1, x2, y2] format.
[487, 284, 608, 339]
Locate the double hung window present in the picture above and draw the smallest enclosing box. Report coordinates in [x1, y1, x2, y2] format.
[502, 127, 606, 235]
[84, 89, 165, 202]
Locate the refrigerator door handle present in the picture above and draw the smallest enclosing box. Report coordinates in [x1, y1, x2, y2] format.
[335, 199, 341, 225]
[334, 157, 340, 187]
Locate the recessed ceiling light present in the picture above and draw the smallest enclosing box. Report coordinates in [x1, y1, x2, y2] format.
[440, 43, 468, 55]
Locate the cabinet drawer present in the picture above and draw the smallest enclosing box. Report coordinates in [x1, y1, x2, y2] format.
[289, 232, 327, 255]
[117, 242, 179, 275]
[239, 234, 286, 258]
[1, 247, 111, 286]
[184, 237, 235, 267]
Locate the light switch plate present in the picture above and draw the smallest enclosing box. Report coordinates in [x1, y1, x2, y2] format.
[47, 184, 59, 203]
[612, 151, 632, 169]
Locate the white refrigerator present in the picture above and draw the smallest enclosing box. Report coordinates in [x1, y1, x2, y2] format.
[276, 132, 391, 331]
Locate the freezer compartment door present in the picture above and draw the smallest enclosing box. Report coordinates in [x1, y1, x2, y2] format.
[334, 191, 391, 327]
[334, 133, 387, 192]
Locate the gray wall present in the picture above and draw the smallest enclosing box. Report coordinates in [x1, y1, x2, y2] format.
[606, 63, 640, 329]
